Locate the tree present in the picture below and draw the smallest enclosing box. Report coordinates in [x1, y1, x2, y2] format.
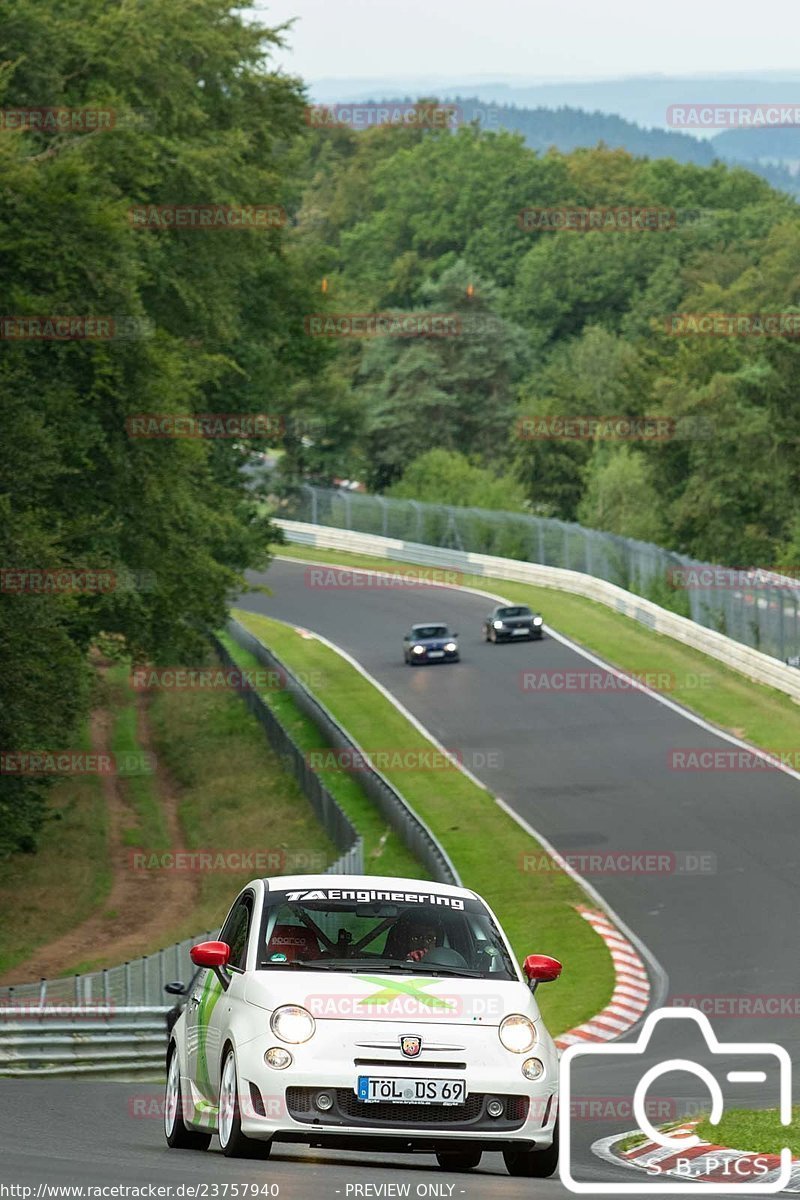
[0, 0, 313, 853]
[388, 450, 527, 511]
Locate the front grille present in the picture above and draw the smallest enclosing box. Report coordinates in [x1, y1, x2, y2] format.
[340, 1090, 483, 1125]
[286, 1087, 528, 1130]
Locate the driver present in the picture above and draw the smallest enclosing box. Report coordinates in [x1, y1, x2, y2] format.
[385, 914, 444, 962]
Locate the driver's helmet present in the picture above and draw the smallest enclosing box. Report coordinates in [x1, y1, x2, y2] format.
[384, 912, 444, 960]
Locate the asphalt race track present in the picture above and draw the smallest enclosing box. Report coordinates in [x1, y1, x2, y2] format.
[3, 556, 799, 1198]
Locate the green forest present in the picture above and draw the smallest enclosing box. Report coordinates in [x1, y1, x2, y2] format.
[2, 0, 800, 854]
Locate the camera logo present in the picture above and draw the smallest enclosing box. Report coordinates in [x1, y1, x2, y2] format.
[559, 1007, 792, 1193]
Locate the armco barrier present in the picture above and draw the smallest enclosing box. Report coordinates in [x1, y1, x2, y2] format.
[212, 625, 364, 877]
[276, 520, 800, 705]
[0, 1008, 168, 1077]
[225, 617, 460, 885]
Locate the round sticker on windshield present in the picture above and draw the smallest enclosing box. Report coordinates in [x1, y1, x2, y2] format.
[270, 952, 288, 962]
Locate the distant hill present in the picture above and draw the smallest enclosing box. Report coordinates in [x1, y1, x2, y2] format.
[310, 74, 800, 135]
[316, 94, 800, 198]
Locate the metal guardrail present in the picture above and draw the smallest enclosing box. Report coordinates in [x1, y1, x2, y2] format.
[279, 484, 800, 664]
[0, 1008, 168, 1077]
[0, 932, 217, 1009]
[211, 624, 364, 877]
[224, 618, 460, 886]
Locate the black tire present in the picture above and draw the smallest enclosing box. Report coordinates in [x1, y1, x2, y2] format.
[436, 1148, 482, 1171]
[218, 1047, 272, 1159]
[489, 627, 497, 644]
[164, 1045, 211, 1151]
[503, 1119, 559, 1177]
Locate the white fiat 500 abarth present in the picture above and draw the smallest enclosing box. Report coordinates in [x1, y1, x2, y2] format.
[164, 875, 562, 1176]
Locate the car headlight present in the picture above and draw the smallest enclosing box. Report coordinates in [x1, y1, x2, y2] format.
[499, 1013, 537, 1053]
[444, 642, 457, 652]
[270, 1005, 316, 1044]
[412, 645, 425, 655]
[533, 617, 543, 626]
[493, 620, 505, 629]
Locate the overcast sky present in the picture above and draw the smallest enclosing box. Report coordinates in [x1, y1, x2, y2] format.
[249, 0, 798, 81]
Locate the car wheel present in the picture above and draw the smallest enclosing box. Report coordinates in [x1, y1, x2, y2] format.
[489, 628, 497, 643]
[502, 1119, 559, 1177]
[436, 1148, 482, 1171]
[218, 1046, 272, 1159]
[164, 1045, 211, 1150]
[482, 626, 490, 642]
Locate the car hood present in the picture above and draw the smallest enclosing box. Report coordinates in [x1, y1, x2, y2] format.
[244, 971, 540, 1027]
[413, 637, 454, 648]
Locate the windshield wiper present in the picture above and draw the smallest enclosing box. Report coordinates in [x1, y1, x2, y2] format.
[257, 959, 341, 970]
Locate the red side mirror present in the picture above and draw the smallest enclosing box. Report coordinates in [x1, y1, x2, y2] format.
[523, 954, 562, 984]
[191, 940, 231, 968]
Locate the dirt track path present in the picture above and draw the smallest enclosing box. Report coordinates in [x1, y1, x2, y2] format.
[2, 682, 198, 984]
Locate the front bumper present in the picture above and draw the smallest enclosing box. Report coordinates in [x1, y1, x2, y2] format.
[412, 648, 459, 662]
[495, 626, 542, 640]
[220, 1022, 558, 1151]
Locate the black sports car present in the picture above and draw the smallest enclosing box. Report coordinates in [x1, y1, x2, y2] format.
[403, 622, 460, 665]
[482, 604, 543, 643]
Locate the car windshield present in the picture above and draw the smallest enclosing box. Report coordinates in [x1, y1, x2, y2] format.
[497, 606, 532, 619]
[258, 887, 516, 979]
[412, 625, 448, 639]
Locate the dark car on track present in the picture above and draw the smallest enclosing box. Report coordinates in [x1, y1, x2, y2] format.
[403, 622, 460, 665]
[482, 604, 543, 643]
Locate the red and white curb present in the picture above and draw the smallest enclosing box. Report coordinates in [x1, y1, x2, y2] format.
[594, 1119, 800, 1190]
[555, 905, 651, 1050]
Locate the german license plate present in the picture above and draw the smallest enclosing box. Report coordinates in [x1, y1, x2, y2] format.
[427, 650, 445, 658]
[512, 628, 529, 635]
[356, 1076, 467, 1105]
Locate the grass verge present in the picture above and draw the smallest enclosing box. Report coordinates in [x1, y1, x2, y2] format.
[0, 722, 110, 978]
[231, 607, 615, 1036]
[144, 663, 340, 941]
[273, 544, 800, 758]
[696, 1108, 800, 1157]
